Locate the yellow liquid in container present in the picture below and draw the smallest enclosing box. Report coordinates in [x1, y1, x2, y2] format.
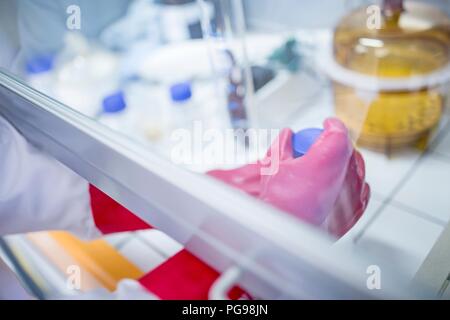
[333, 1, 450, 152]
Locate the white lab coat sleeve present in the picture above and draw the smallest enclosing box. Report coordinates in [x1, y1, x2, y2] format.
[0, 116, 101, 238]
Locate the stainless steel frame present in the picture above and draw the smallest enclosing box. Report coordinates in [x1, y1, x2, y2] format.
[0, 69, 419, 299]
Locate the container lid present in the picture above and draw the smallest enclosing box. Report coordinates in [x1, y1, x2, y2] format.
[332, 1, 450, 80]
[228, 101, 240, 111]
[26, 55, 54, 74]
[170, 82, 192, 102]
[319, 36, 450, 92]
[292, 128, 323, 158]
[102, 91, 127, 113]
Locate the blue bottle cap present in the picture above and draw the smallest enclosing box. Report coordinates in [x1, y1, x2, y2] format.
[102, 91, 126, 113]
[292, 128, 323, 158]
[170, 82, 192, 102]
[228, 101, 240, 111]
[26, 55, 54, 74]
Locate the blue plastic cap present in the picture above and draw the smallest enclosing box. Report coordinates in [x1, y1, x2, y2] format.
[292, 128, 323, 158]
[228, 101, 240, 111]
[102, 91, 126, 113]
[170, 82, 192, 102]
[26, 55, 54, 74]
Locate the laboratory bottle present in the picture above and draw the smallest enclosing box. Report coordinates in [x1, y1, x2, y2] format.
[99, 91, 134, 135]
[332, 0, 450, 152]
[125, 82, 171, 143]
[168, 81, 198, 129]
[155, 0, 213, 43]
[25, 55, 54, 96]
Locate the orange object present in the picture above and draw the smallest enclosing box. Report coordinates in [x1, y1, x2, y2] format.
[47, 232, 144, 291]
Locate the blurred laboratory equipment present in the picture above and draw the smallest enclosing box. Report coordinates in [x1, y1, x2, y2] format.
[156, 0, 214, 43]
[124, 81, 169, 143]
[330, 0, 450, 152]
[200, 1, 322, 131]
[168, 81, 197, 128]
[100, 0, 161, 52]
[252, 36, 326, 129]
[25, 55, 54, 96]
[99, 91, 135, 135]
[224, 49, 249, 130]
[100, 0, 214, 52]
[135, 41, 228, 125]
[198, 0, 255, 130]
[52, 33, 121, 117]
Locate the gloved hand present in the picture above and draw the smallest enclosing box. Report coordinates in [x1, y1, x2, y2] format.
[208, 118, 370, 238]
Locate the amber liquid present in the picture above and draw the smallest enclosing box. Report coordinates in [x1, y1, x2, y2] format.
[333, 7, 450, 152]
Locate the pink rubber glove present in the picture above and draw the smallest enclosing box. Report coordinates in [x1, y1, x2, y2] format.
[208, 118, 370, 238]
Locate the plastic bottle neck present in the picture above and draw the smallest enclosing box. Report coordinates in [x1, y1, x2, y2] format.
[382, 0, 404, 21]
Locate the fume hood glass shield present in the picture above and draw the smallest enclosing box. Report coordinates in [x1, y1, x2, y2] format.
[0, 0, 449, 299]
